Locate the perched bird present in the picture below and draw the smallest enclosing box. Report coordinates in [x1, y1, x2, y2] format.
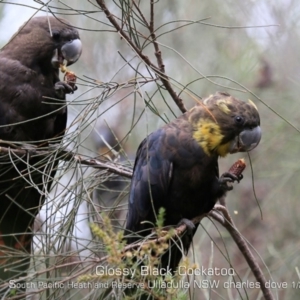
[125, 92, 261, 273]
[0, 16, 82, 291]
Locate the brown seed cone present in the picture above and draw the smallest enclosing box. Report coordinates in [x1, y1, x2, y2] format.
[64, 71, 77, 89]
[228, 158, 246, 177]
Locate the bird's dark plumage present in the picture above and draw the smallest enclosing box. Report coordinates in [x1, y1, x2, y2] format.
[0, 16, 81, 292]
[125, 92, 261, 273]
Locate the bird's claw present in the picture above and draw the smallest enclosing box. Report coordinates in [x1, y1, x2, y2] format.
[55, 81, 76, 97]
[221, 172, 243, 183]
[219, 172, 243, 191]
[177, 218, 195, 235]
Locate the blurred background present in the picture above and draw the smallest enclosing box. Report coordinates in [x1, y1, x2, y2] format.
[0, 0, 300, 299]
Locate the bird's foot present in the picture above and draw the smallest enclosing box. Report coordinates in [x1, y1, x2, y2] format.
[55, 81, 77, 97]
[177, 218, 195, 235]
[219, 172, 243, 191]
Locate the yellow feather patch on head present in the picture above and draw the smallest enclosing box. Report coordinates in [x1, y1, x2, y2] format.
[192, 118, 229, 157]
[203, 94, 214, 105]
[248, 99, 258, 110]
[216, 99, 231, 114]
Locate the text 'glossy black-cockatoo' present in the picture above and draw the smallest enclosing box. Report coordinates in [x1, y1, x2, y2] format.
[0, 16, 82, 293]
[125, 92, 261, 275]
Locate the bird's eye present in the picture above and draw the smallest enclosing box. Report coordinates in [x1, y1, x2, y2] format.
[235, 116, 243, 124]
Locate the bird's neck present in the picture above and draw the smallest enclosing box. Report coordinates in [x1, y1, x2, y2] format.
[191, 118, 230, 157]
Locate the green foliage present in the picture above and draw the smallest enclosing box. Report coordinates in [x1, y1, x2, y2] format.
[83, 213, 197, 299]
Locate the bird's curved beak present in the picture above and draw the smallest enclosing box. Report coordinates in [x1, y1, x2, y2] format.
[51, 39, 82, 68]
[61, 39, 82, 66]
[229, 126, 262, 153]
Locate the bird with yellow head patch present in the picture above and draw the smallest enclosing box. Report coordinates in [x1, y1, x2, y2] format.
[125, 91, 261, 274]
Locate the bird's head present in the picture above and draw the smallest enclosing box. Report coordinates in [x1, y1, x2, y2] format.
[49, 18, 82, 68]
[189, 92, 261, 157]
[2, 16, 82, 70]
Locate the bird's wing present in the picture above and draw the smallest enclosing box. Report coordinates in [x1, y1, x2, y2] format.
[125, 129, 173, 240]
[0, 56, 67, 142]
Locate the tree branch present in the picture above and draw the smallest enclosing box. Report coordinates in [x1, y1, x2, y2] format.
[0, 145, 132, 178]
[96, 0, 187, 113]
[1, 144, 272, 298]
[209, 206, 274, 300]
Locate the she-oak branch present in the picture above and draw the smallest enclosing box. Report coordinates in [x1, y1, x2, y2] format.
[0, 143, 273, 300]
[96, 0, 187, 113]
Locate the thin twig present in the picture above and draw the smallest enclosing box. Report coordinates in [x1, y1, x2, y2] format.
[148, 0, 165, 73]
[95, 0, 187, 113]
[0, 145, 132, 178]
[1, 149, 273, 299]
[210, 206, 275, 300]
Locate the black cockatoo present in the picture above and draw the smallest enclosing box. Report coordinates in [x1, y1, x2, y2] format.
[0, 16, 82, 292]
[125, 92, 261, 276]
